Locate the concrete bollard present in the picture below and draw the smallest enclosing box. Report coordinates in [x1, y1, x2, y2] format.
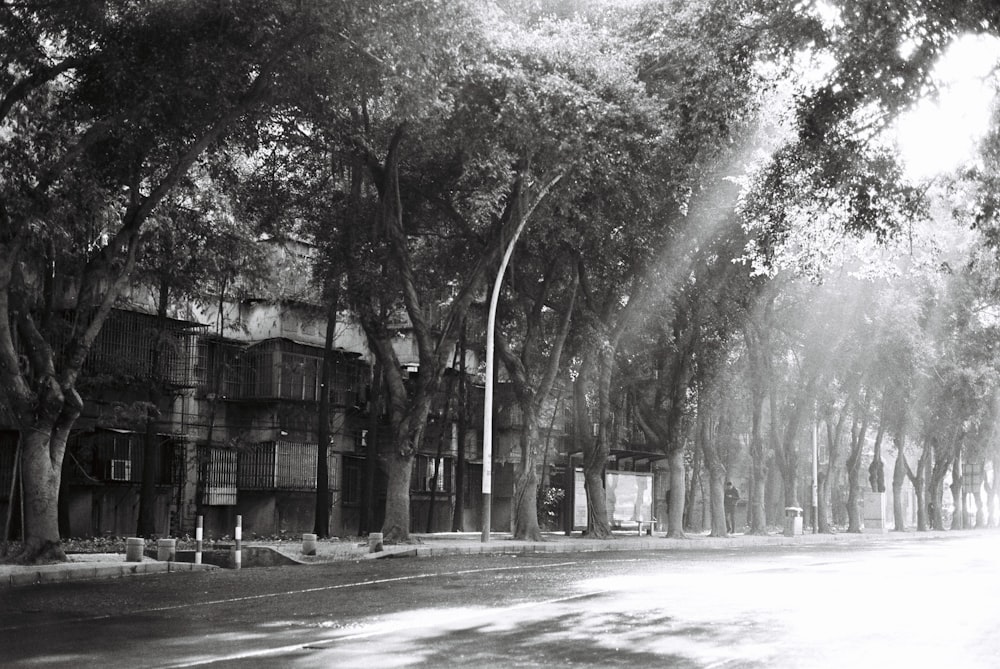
[302, 533, 317, 556]
[368, 532, 383, 553]
[157, 538, 176, 562]
[125, 537, 144, 562]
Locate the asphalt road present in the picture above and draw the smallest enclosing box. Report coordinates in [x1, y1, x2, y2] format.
[2, 533, 998, 668]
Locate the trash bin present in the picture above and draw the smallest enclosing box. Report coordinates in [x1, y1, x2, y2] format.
[784, 507, 803, 537]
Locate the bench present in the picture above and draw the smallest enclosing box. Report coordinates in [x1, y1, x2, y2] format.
[636, 518, 657, 536]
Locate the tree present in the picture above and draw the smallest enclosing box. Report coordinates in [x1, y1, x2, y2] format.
[0, 1, 382, 563]
[495, 263, 577, 541]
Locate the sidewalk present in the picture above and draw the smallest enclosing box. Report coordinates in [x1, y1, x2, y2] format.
[1, 528, 961, 589]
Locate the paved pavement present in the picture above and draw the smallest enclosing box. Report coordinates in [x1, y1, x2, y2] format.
[0, 527, 965, 588]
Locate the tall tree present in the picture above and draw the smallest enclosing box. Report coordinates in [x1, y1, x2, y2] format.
[0, 1, 385, 563]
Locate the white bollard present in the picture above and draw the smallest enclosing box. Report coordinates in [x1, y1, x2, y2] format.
[195, 516, 203, 565]
[302, 533, 317, 556]
[234, 515, 242, 570]
[157, 538, 176, 561]
[368, 532, 383, 553]
[125, 537, 144, 562]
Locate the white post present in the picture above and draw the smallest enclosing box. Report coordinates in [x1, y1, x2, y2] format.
[812, 418, 819, 533]
[234, 515, 242, 570]
[195, 515, 203, 565]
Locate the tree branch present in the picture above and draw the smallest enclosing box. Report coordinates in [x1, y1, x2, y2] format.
[0, 56, 85, 124]
[534, 264, 578, 412]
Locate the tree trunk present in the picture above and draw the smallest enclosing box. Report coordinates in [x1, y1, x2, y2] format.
[382, 449, 415, 541]
[574, 356, 608, 538]
[845, 396, 871, 533]
[452, 321, 467, 533]
[380, 391, 433, 543]
[990, 460, 1000, 528]
[510, 386, 543, 540]
[914, 483, 926, 531]
[579, 353, 612, 538]
[975, 484, 987, 528]
[426, 374, 457, 534]
[972, 470, 988, 530]
[820, 411, 843, 533]
[512, 424, 542, 541]
[19, 423, 69, 562]
[928, 458, 950, 531]
[912, 447, 929, 531]
[891, 425, 907, 531]
[685, 436, 703, 532]
[744, 327, 769, 535]
[949, 451, 963, 531]
[846, 458, 863, 532]
[361, 362, 381, 536]
[665, 446, 686, 538]
[766, 453, 784, 527]
[314, 292, 338, 538]
[138, 278, 171, 537]
[3, 437, 21, 544]
[136, 394, 161, 537]
[701, 413, 727, 537]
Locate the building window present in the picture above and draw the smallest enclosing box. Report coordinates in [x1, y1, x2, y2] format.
[279, 353, 321, 401]
[200, 445, 238, 505]
[412, 455, 451, 493]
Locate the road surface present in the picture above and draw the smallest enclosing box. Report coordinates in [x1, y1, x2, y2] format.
[2, 533, 998, 668]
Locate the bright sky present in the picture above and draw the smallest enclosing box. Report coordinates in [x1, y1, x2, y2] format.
[894, 34, 1000, 181]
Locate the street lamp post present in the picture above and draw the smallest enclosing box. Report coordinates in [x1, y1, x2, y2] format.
[812, 416, 819, 533]
[480, 175, 562, 543]
[481, 219, 526, 542]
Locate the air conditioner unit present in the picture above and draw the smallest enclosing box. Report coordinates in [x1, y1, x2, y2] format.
[108, 459, 131, 481]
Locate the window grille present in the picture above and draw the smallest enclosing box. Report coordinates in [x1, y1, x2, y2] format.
[200, 446, 238, 505]
[81, 309, 204, 387]
[352, 427, 368, 452]
[412, 455, 452, 493]
[238, 441, 336, 491]
[196, 338, 368, 404]
[64, 430, 180, 485]
[279, 353, 321, 401]
[196, 338, 246, 398]
[107, 456, 132, 481]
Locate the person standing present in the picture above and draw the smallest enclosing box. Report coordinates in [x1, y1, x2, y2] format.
[724, 481, 740, 534]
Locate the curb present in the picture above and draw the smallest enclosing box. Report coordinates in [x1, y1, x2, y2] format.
[3, 560, 218, 589]
[1, 528, 968, 588]
[360, 528, 959, 560]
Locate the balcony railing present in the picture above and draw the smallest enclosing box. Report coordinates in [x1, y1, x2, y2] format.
[77, 309, 205, 388]
[197, 338, 367, 405]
